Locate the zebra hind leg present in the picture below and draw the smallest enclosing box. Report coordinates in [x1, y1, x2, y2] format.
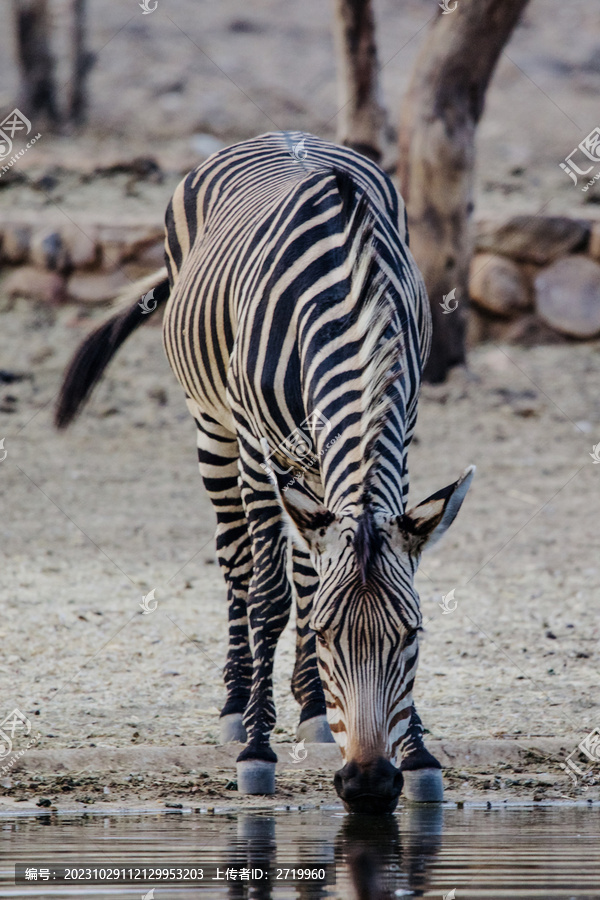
[398, 704, 444, 802]
[217, 509, 252, 744]
[291, 545, 334, 743]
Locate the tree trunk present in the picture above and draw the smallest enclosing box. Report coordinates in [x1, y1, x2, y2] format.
[13, 0, 59, 127]
[66, 0, 90, 126]
[331, 0, 388, 164]
[398, 0, 530, 383]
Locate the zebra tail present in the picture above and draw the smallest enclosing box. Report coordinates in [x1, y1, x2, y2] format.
[54, 268, 171, 429]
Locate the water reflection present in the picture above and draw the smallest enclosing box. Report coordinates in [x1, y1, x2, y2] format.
[1, 805, 600, 898]
[224, 809, 439, 899]
[334, 805, 442, 899]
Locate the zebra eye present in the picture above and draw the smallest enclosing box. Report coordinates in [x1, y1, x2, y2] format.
[315, 632, 327, 647]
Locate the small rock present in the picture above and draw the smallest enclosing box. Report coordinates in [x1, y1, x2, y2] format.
[469, 253, 531, 316]
[148, 386, 168, 406]
[1, 393, 17, 412]
[0, 370, 27, 383]
[36, 798, 52, 807]
[30, 228, 68, 272]
[2, 224, 32, 264]
[535, 257, 600, 338]
[3, 266, 66, 304]
[476, 215, 590, 264]
[67, 270, 128, 304]
[228, 18, 265, 34]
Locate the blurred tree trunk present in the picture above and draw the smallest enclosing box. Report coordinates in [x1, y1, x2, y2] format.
[65, 0, 90, 126]
[398, 0, 530, 383]
[13, 0, 90, 131]
[13, 0, 59, 126]
[332, 0, 388, 164]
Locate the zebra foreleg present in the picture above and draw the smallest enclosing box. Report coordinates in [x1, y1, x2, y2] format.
[397, 704, 443, 802]
[291, 545, 334, 743]
[234, 439, 293, 794]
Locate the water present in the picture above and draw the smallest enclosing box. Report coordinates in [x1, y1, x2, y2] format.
[1, 805, 599, 898]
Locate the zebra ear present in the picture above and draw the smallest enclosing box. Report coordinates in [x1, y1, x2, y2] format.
[260, 438, 335, 549]
[398, 465, 475, 553]
[277, 482, 336, 549]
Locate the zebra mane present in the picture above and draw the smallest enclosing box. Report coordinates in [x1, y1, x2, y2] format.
[354, 500, 382, 584]
[338, 175, 403, 493]
[332, 172, 405, 581]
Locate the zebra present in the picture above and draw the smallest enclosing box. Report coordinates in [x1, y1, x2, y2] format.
[56, 131, 474, 814]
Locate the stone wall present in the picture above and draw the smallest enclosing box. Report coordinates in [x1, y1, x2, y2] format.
[0, 213, 164, 306]
[468, 214, 600, 344]
[1, 211, 600, 344]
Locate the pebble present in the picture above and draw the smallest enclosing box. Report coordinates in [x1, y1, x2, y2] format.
[469, 253, 531, 316]
[535, 256, 600, 337]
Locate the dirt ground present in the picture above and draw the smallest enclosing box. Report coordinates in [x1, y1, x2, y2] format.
[0, 301, 598, 767]
[1, 0, 600, 806]
[0, 741, 597, 812]
[0, 765, 594, 814]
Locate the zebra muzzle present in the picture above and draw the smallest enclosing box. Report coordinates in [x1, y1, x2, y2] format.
[334, 757, 403, 815]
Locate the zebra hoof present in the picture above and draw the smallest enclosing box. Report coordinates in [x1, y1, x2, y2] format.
[296, 714, 335, 743]
[236, 760, 276, 795]
[401, 767, 444, 803]
[219, 713, 247, 744]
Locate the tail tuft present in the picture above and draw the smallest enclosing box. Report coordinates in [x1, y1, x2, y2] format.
[55, 274, 170, 429]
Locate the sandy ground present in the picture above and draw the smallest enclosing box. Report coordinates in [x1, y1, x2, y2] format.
[0, 741, 598, 812]
[0, 301, 598, 773]
[1, 0, 600, 806]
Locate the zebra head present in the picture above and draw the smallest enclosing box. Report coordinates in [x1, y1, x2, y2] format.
[277, 466, 475, 814]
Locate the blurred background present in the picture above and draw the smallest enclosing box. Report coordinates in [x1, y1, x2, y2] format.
[1, 0, 599, 198]
[1, 0, 600, 372]
[0, 0, 598, 803]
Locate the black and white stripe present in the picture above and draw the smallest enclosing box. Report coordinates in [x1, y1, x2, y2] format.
[56, 131, 475, 801]
[162, 132, 434, 767]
